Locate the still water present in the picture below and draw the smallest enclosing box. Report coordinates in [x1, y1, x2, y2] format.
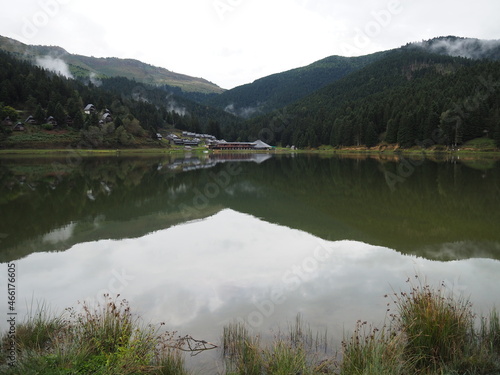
[1, 152, 500, 369]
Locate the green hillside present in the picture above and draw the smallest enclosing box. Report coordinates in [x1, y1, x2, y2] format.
[2, 34, 500, 150]
[0, 35, 224, 94]
[0, 49, 239, 149]
[238, 40, 500, 149]
[204, 52, 386, 117]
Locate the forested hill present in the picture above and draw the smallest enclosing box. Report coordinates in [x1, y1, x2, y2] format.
[0, 35, 224, 94]
[202, 52, 386, 118]
[239, 47, 500, 149]
[0, 50, 239, 148]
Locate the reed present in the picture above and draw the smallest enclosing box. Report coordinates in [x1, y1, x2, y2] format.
[222, 316, 333, 375]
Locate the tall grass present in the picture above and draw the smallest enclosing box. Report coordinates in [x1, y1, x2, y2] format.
[222, 316, 333, 375]
[0, 295, 190, 375]
[2, 279, 500, 374]
[14, 300, 66, 352]
[393, 281, 475, 371]
[339, 278, 500, 375]
[340, 320, 410, 375]
[222, 322, 263, 375]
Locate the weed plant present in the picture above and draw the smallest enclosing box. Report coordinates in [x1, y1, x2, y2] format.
[222, 316, 333, 375]
[339, 277, 500, 375]
[0, 295, 189, 375]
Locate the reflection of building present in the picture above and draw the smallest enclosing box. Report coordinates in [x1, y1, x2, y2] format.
[209, 140, 272, 150]
[210, 153, 272, 164]
[165, 153, 273, 173]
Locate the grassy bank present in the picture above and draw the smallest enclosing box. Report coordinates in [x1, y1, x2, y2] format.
[1, 280, 499, 374]
[0, 147, 209, 158]
[0, 297, 191, 375]
[2, 133, 499, 157]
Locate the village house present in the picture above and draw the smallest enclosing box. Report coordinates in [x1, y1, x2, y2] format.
[209, 140, 272, 150]
[101, 112, 113, 123]
[2, 117, 13, 127]
[46, 116, 57, 126]
[84, 104, 96, 115]
[25, 115, 37, 125]
[12, 122, 25, 131]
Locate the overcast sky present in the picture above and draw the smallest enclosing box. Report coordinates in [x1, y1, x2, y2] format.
[0, 0, 499, 89]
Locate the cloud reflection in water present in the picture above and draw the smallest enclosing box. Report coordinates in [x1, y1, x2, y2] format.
[9, 209, 500, 347]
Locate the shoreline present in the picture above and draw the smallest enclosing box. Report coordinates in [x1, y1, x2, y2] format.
[1, 146, 500, 158]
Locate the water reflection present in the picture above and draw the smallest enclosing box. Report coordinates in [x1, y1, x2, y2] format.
[1, 153, 500, 262]
[2, 209, 499, 371]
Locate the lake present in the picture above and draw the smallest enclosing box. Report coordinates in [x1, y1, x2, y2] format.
[1, 152, 500, 371]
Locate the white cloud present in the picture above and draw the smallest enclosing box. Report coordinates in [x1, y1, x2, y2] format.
[35, 55, 74, 78]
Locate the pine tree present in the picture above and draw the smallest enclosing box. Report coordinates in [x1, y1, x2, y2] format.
[54, 103, 66, 127]
[494, 122, 500, 148]
[72, 110, 84, 130]
[34, 105, 46, 125]
[364, 122, 378, 147]
[207, 120, 221, 139]
[397, 113, 417, 148]
[385, 119, 398, 144]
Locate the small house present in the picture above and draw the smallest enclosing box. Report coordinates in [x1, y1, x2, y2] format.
[12, 122, 25, 131]
[102, 113, 113, 123]
[2, 117, 13, 127]
[46, 116, 58, 126]
[25, 115, 37, 125]
[252, 140, 272, 150]
[154, 133, 163, 140]
[184, 139, 200, 146]
[84, 104, 96, 114]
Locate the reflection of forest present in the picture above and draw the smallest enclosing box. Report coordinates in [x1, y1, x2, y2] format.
[1, 154, 499, 262]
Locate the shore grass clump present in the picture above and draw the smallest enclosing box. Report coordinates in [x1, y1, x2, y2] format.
[222, 316, 333, 375]
[339, 278, 500, 374]
[393, 280, 475, 371]
[340, 320, 410, 375]
[13, 301, 66, 353]
[479, 308, 500, 354]
[223, 322, 262, 375]
[0, 295, 191, 375]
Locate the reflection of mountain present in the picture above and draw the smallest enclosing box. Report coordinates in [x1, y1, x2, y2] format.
[1, 154, 499, 262]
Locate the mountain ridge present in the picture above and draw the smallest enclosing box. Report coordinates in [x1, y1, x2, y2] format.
[200, 36, 500, 119]
[1, 34, 500, 150]
[0, 35, 224, 94]
[202, 51, 388, 118]
[239, 41, 500, 149]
